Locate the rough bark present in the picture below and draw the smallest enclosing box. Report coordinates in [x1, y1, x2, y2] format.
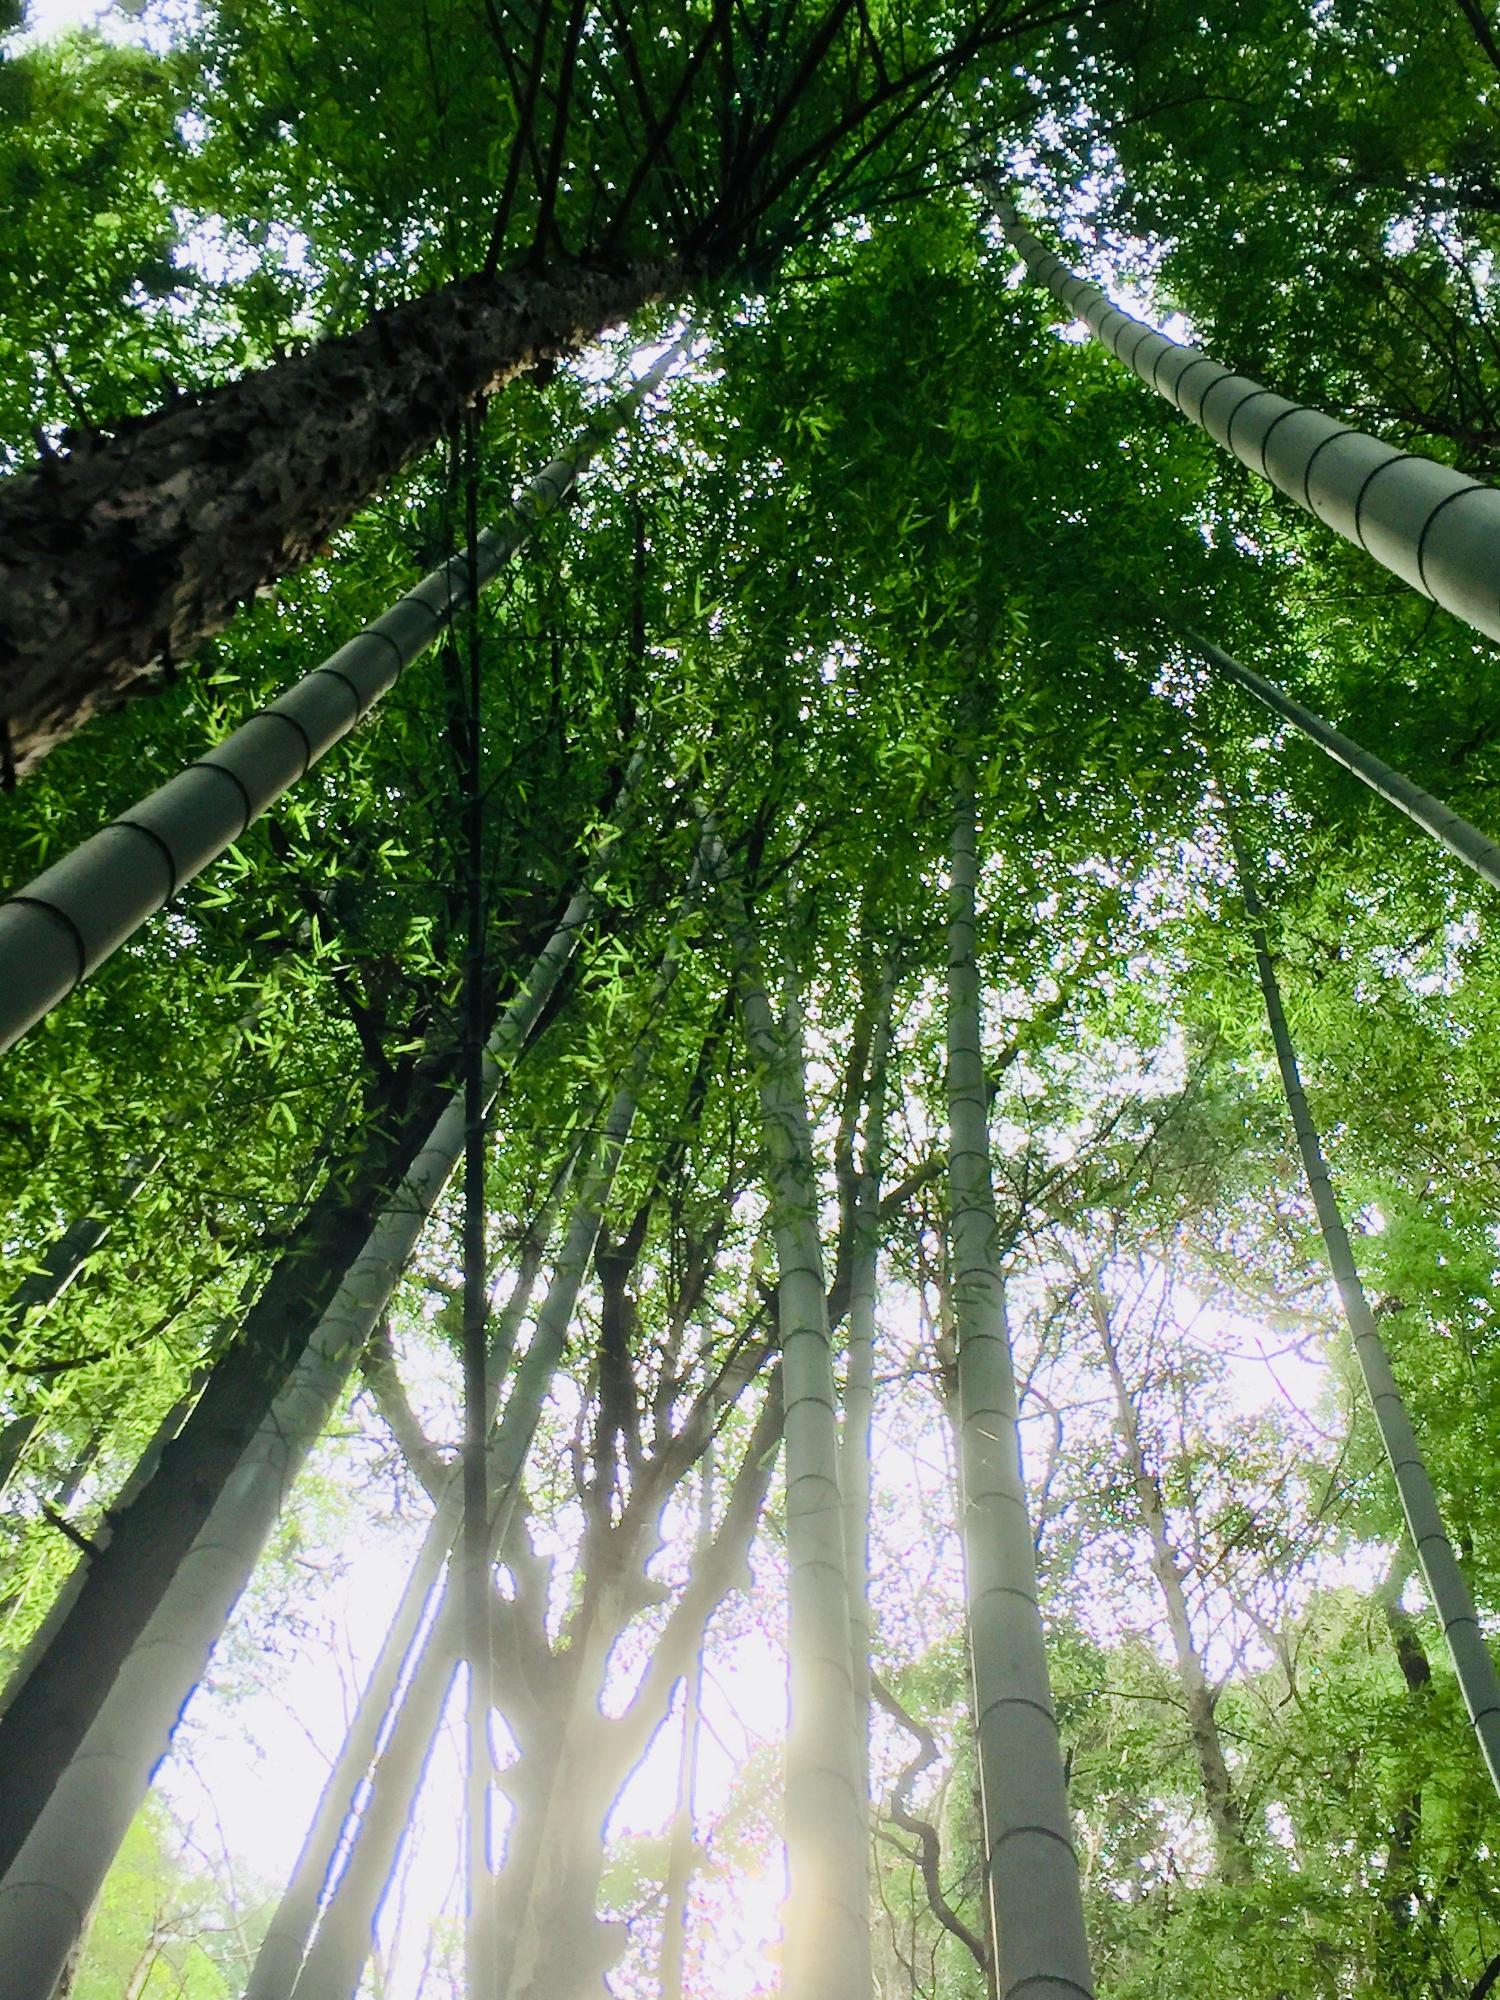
[1088, 1275, 1252, 1884]
[0, 258, 678, 774]
[0, 396, 660, 1062]
[946, 762, 1093, 2000]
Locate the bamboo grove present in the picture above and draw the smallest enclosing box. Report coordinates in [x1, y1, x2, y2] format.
[6, 1, 1500, 1997]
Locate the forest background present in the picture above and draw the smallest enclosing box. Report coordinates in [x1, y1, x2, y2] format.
[4, 0, 1500, 1996]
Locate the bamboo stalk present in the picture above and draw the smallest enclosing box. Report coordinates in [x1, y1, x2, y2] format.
[0, 821, 616, 1997]
[984, 182, 1500, 647]
[707, 819, 871, 2000]
[1228, 823, 1500, 1802]
[0, 346, 682, 1056]
[1189, 631, 1500, 893]
[946, 766, 1093, 2000]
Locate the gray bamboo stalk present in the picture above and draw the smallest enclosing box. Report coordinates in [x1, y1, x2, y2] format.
[1229, 828, 1500, 1799]
[1190, 631, 1500, 893]
[289, 893, 693, 2000]
[658, 1442, 714, 2000]
[840, 967, 895, 1816]
[983, 182, 1500, 648]
[946, 768, 1093, 2000]
[289, 1070, 649, 2000]
[241, 1191, 562, 2000]
[708, 824, 871, 2000]
[1087, 1273, 1252, 1884]
[0, 344, 682, 1056]
[0, 840, 611, 1998]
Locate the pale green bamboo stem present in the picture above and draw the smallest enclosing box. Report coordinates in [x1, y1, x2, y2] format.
[709, 823, 871, 2000]
[1189, 631, 1500, 893]
[840, 968, 895, 1819]
[0, 346, 681, 1056]
[289, 1072, 648, 2000]
[983, 183, 1500, 647]
[241, 1190, 561, 2000]
[0, 842, 608, 1998]
[1231, 831, 1500, 1800]
[947, 769, 1093, 2000]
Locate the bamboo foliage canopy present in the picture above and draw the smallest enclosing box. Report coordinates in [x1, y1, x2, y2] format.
[7, 2, 1500, 1997]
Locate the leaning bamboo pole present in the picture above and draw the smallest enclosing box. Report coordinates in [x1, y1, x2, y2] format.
[289, 1070, 650, 2000]
[982, 180, 1500, 648]
[1227, 821, 1500, 1800]
[946, 765, 1093, 2000]
[241, 1182, 564, 2000]
[1188, 631, 1500, 893]
[0, 804, 622, 1997]
[0, 345, 682, 1056]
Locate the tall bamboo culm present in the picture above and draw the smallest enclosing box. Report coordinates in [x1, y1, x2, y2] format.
[1227, 821, 1500, 1799]
[0, 837, 612, 1998]
[711, 825, 871, 2000]
[947, 766, 1094, 2000]
[982, 180, 1500, 649]
[1189, 632, 1500, 894]
[0, 345, 681, 1056]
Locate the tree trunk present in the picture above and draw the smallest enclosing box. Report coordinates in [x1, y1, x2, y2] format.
[1228, 822, 1500, 1798]
[714, 830, 871, 2000]
[986, 184, 1500, 648]
[0, 258, 678, 777]
[0, 376, 664, 1060]
[945, 764, 1093, 2000]
[1088, 1274, 1253, 1883]
[1189, 631, 1500, 894]
[499, 1376, 782, 2000]
[288, 1073, 647, 2000]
